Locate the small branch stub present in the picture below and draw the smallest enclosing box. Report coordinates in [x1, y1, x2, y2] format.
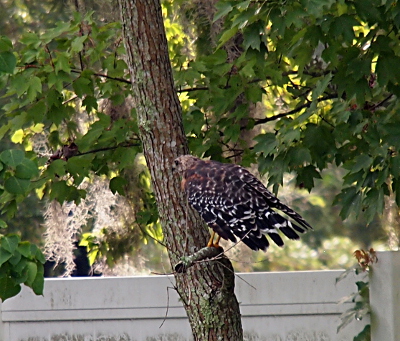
[175, 246, 224, 273]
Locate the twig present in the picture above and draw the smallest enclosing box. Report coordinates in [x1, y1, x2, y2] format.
[159, 286, 173, 328]
[75, 143, 140, 156]
[251, 94, 338, 126]
[70, 69, 131, 84]
[371, 94, 393, 110]
[213, 259, 257, 291]
[174, 227, 256, 273]
[174, 246, 224, 273]
[137, 223, 167, 248]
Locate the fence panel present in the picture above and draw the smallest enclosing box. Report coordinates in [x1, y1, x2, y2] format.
[0, 270, 369, 341]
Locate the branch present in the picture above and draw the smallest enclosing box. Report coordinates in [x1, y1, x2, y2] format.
[252, 94, 338, 126]
[174, 246, 224, 273]
[76, 142, 141, 156]
[175, 70, 333, 93]
[371, 94, 394, 110]
[176, 78, 262, 93]
[70, 69, 131, 84]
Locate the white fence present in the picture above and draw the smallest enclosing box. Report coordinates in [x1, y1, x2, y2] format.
[1, 251, 398, 341]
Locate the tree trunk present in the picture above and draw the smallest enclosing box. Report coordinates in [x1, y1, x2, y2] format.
[118, 0, 243, 339]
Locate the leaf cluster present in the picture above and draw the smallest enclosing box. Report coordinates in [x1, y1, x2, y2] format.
[0, 233, 45, 301]
[0, 12, 142, 208]
[174, 0, 400, 224]
[0, 11, 162, 294]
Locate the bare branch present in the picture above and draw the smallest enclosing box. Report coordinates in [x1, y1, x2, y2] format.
[174, 246, 224, 273]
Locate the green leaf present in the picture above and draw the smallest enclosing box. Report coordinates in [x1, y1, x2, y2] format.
[13, 257, 28, 276]
[0, 247, 12, 267]
[353, 0, 382, 24]
[49, 180, 70, 204]
[27, 100, 46, 123]
[335, 187, 362, 220]
[312, 73, 333, 101]
[31, 244, 46, 264]
[15, 158, 39, 179]
[73, 76, 93, 97]
[110, 176, 127, 195]
[0, 36, 13, 52]
[217, 27, 239, 49]
[19, 32, 40, 47]
[213, 2, 233, 22]
[0, 51, 16, 74]
[330, 15, 359, 43]
[8, 251, 21, 266]
[376, 53, 400, 86]
[30, 263, 44, 295]
[0, 277, 21, 302]
[12, 73, 31, 97]
[354, 325, 371, 341]
[82, 95, 98, 112]
[3, 200, 17, 218]
[1, 234, 19, 253]
[54, 52, 71, 74]
[24, 261, 37, 286]
[45, 159, 66, 177]
[253, 133, 278, 155]
[65, 155, 92, 185]
[50, 182, 85, 205]
[350, 154, 372, 174]
[27, 76, 42, 101]
[41, 21, 72, 42]
[71, 35, 88, 53]
[243, 24, 262, 51]
[364, 188, 384, 223]
[390, 155, 400, 178]
[281, 129, 301, 144]
[0, 220, 7, 229]
[0, 149, 25, 167]
[394, 178, 400, 207]
[287, 147, 312, 167]
[296, 165, 322, 192]
[4, 176, 30, 194]
[17, 242, 31, 258]
[114, 147, 137, 170]
[76, 123, 106, 152]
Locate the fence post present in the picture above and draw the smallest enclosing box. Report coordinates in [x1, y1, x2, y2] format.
[370, 251, 400, 341]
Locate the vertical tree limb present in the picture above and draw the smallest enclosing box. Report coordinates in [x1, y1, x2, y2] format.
[118, 0, 243, 339]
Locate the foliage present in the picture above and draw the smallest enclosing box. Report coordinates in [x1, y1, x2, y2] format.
[0, 233, 45, 301]
[0, 13, 140, 208]
[0, 11, 159, 298]
[337, 248, 377, 340]
[174, 0, 400, 226]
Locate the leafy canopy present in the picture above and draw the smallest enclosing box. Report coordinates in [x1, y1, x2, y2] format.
[175, 0, 400, 224]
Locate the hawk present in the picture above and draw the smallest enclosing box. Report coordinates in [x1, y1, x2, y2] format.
[173, 155, 312, 252]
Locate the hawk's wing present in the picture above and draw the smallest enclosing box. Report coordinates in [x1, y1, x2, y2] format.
[183, 161, 311, 251]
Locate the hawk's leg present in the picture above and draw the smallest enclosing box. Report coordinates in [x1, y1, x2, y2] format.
[207, 231, 221, 248]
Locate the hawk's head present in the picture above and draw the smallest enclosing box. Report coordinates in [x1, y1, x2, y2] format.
[172, 155, 200, 173]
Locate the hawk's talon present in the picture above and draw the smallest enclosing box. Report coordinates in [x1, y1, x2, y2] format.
[207, 231, 215, 248]
[207, 232, 221, 248]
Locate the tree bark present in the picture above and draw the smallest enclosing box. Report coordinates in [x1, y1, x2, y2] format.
[118, 0, 243, 339]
